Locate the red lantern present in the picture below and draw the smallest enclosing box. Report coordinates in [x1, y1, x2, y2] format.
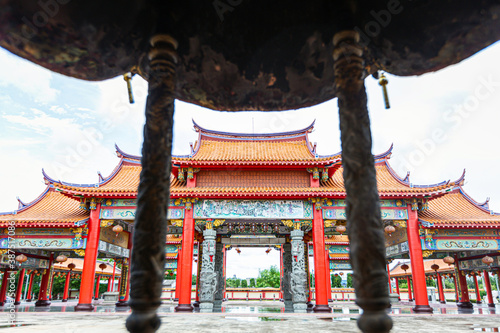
[235, 248, 241, 254]
[339, 272, 344, 276]
[482, 256, 494, 266]
[99, 263, 107, 272]
[443, 256, 455, 266]
[384, 225, 396, 236]
[15, 254, 28, 263]
[431, 264, 440, 272]
[68, 263, 76, 271]
[401, 264, 409, 273]
[112, 225, 124, 236]
[56, 255, 68, 263]
[336, 225, 346, 235]
[265, 248, 272, 255]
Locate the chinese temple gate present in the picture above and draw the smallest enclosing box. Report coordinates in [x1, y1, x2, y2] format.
[1, 121, 499, 313]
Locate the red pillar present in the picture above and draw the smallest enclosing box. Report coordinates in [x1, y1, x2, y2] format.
[312, 207, 331, 312]
[26, 272, 34, 302]
[120, 230, 134, 305]
[279, 247, 283, 300]
[473, 274, 481, 304]
[223, 246, 227, 300]
[406, 275, 413, 301]
[49, 272, 55, 300]
[175, 208, 195, 312]
[436, 273, 446, 304]
[453, 274, 459, 301]
[94, 275, 101, 300]
[14, 269, 25, 305]
[395, 278, 400, 300]
[35, 253, 54, 307]
[174, 247, 183, 301]
[75, 202, 101, 311]
[483, 270, 495, 307]
[0, 269, 10, 305]
[108, 261, 116, 292]
[406, 206, 432, 312]
[455, 256, 472, 308]
[62, 272, 71, 302]
[325, 248, 332, 302]
[387, 264, 393, 293]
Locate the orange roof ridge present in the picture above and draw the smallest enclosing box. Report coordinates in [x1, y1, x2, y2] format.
[419, 188, 500, 228]
[192, 119, 316, 139]
[0, 186, 89, 227]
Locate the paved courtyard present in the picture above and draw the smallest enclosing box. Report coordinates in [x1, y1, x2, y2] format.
[1, 301, 499, 332]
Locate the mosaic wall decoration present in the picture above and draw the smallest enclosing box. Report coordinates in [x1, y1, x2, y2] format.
[328, 245, 349, 254]
[385, 227, 408, 247]
[0, 237, 85, 249]
[323, 208, 408, 220]
[2, 228, 73, 236]
[98, 240, 130, 258]
[436, 229, 500, 237]
[165, 261, 178, 269]
[194, 200, 313, 219]
[100, 207, 184, 220]
[434, 239, 499, 251]
[330, 262, 352, 270]
[324, 199, 405, 208]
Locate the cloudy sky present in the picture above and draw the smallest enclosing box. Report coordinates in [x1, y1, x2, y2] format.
[1, 42, 500, 278]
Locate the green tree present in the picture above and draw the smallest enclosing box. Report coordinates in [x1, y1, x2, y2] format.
[241, 279, 248, 288]
[346, 273, 353, 288]
[331, 275, 342, 288]
[249, 278, 256, 287]
[256, 265, 280, 288]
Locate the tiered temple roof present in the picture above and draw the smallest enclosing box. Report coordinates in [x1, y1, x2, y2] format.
[419, 188, 500, 228]
[44, 121, 464, 200]
[0, 186, 89, 227]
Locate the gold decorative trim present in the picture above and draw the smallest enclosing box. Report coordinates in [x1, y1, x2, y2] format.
[100, 220, 114, 228]
[324, 220, 336, 228]
[393, 220, 406, 228]
[213, 219, 225, 227]
[74, 249, 85, 257]
[422, 250, 434, 258]
[171, 220, 183, 227]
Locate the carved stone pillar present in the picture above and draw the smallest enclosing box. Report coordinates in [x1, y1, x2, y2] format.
[199, 228, 217, 313]
[213, 242, 224, 311]
[282, 243, 293, 312]
[290, 230, 307, 313]
[333, 30, 392, 332]
[126, 34, 177, 333]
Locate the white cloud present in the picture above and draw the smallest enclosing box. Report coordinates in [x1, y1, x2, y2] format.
[0, 49, 59, 103]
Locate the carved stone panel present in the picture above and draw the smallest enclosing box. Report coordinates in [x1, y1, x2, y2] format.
[282, 243, 293, 312]
[199, 229, 217, 312]
[213, 242, 224, 311]
[290, 230, 307, 312]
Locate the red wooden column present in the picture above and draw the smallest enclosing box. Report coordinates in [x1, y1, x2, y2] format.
[455, 255, 473, 308]
[62, 272, 71, 302]
[94, 275, 101, 300]
[452, 274, 459, 301]
[223, 246, 227, 300]
[26, 272, 34, 302]
[406, 276, 413, 301]
[312, 206, 331, 312]
[473, 274, 481, 304]
[406, 207, 432, 312]
[49, 272, 55, 300]
[483, 270, 495, 307]
[14, 268, 25, 305]
[121, 231, 134, 305]
[395, 278, 400, 300]
[0, 269, 10, 305]
[279, 247, 283, 300]
[75, 202, 101, 311]
[387, 264, 392, 293]
[108, 261, 116, 292]
[175, 207, 195, 312]
[174, 247, 183, 301]
[325, 248, 332, 302]
[35, 253, 54, 307]
[116, 258, 130, 306]
[436, 273, 446, 304]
